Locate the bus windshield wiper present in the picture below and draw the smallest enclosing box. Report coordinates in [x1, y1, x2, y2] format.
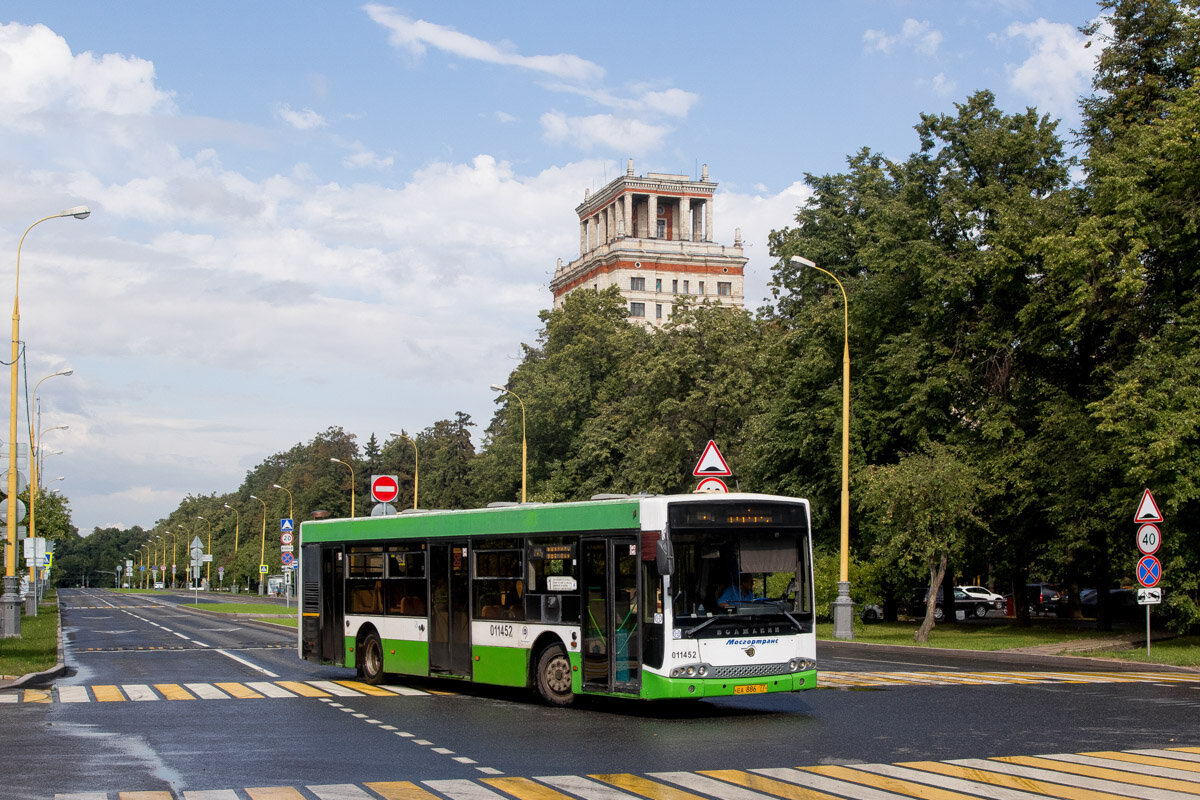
[683, 616, 720, 636]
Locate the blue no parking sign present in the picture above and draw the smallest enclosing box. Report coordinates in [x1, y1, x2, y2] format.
[1136, 554, 1161, 588]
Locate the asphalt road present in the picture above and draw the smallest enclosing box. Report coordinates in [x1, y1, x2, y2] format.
[3, 588, 1199, 799]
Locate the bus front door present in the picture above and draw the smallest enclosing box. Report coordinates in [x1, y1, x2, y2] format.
[429, 543, 472, 677]
[581, 537, 641, 694]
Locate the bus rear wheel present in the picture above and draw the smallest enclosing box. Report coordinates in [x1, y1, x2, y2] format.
[359, 631, 385, 685]
[535, 644, 574, 706]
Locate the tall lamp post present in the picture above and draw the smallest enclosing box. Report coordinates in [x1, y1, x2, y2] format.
[3, 206, 89, 639]
[27, 370, 71, 550]
[154, 535, 164, 588]
[790, 255, 853, 640]
[271, 483, 293, 521]
[388, 431, 419, 509]
[489, 384, 527, 503]
[249, 494, 267, 595]
[223, 503, 240, 552]
[329, 458, 356, 518]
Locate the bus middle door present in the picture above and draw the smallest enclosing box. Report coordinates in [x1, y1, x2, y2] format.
[581, 536, 641, 694]
[429, 542, 472, 677]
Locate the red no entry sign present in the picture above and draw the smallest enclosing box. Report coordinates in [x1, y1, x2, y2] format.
[370, 474, 400, 503]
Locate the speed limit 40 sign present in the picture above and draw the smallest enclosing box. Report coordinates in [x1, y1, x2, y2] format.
[1137, 523, 1161, 555]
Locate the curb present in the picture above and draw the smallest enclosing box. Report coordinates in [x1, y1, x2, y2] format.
[818, 638, 1199, 673]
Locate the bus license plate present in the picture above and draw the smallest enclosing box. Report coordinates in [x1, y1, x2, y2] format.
[734, 684, 767, 695]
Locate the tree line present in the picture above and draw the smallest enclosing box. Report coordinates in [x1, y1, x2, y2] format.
[52, 1, 1199, 635]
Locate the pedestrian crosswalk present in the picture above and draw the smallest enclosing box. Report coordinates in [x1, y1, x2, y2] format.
[818, 668, 1200, 689]
[0, 679, 431, 704]
[4, 669, 1197, 704]
[49, 745, 1200, 799]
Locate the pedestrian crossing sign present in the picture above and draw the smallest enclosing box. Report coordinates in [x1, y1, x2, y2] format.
[280, 518, 294, 533]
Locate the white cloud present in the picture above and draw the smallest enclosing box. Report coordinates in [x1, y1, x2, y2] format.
[931, 72, 957, 97]
[341, 143, 394, 170]
[1006, 18, 1097, 116]
[863, 19, 943, 56]
[276, 103, 326, 130]
[364, 5, 604, 83]
[540, 111, 670, 154]
[0, 22, 174, 130]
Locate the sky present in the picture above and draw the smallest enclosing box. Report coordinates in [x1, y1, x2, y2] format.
[0, 1, 1107, 534]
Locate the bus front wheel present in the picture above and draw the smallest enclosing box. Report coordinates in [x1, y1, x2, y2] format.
[359, 631, 385, 685]
[535, 644, 574, 706]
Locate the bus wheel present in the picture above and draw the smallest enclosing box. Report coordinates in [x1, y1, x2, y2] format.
[359, 632, 385, 685]
[535, 644, 574, 706]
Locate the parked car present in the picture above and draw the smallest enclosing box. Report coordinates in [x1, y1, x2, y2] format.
[860, 603, 884, 622]
[1025, 583, 1061, 615]
[154, 581, 165, 590]
[957, 585, 1006, 618]
[906, 587, 972, 621]
[1079, 588, 1141, 621]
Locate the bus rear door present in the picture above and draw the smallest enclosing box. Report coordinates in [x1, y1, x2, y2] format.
[429, 542, 472, 677]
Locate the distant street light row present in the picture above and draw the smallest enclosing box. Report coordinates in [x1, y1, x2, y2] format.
[3, 207, 89, 639]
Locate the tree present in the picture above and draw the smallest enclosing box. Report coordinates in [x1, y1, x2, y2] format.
[859, 444, 986, 641]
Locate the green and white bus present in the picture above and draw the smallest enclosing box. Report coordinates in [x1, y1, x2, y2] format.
[299, 492, 816, 704]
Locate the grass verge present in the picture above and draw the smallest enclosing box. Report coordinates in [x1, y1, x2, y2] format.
[1064, 635, 1200, 667]
[255, 617, 298, 628]
[0, 590, 59, 678]
[190, 602, 292, 615]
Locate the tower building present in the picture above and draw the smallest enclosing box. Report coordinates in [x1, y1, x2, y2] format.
[550, 160, 746, 326]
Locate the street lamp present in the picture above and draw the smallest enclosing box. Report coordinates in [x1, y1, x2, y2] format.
[223, 503, 240, 552]
[490, 384, 527, 503]
[790, 255, 853, 640]
[271, 483, 294, 522]
[330, 458, 356, 518]
[174, 525, 185, 589]
[388, 431, 419, 510]
[249, 494, 267, 595]
[27, 370, 71, 555]
[4, 206, 89, 639]
[154, 535, 164, 588]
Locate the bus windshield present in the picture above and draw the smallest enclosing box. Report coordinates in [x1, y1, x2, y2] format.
[669, 522, 812, 637]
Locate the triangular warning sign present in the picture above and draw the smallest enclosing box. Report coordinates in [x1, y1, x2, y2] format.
[693, 440, 732, 477]
[1135, 488, 1163, 523]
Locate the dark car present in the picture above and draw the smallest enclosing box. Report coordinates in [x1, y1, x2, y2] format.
[1024, 583, 1061, 615]
[1079, 588, 1141, 622]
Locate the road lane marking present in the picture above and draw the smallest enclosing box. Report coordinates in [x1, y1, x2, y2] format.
[307, 784, 378, 799]
[593, 772, 714, 800]
[424, 779, 510, 799]
[185, 683, 231, 699]
[246, 789, 309, 799]
[215, 682, 264, 699]
[699, 769, 843, 800]
[277, 680, 331, 697]
[213, 648, 279, 677]
[851, 763, 1064, 799]
[1080, 749, 1200, 774]
[57, 686, 90, 703]
[122, 684, 158, 701]
[308, 680, 365, 696]
[91, 684, 124, 701]
[481, 777, 579, 800]
[950, 757, 1197, 800]
[364, 781, 444, 800]
[654, 771, 782, 800]
[335, 679, 399, 696]
[183, 790, 241, 799]
[537, 775, 645, 800]
[246, 681, 297, 698]
[997, 755, 1200, 794]
[895, 760, 1131, 800]
[154, 683, 195, 700]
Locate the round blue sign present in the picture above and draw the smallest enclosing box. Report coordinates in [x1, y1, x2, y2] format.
[1136, 554, 1161, 588]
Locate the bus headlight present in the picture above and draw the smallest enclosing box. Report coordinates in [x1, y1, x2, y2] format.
[788, 658, 815, 672]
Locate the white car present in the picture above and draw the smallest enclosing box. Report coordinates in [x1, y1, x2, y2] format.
[957, 585, 1005, 617]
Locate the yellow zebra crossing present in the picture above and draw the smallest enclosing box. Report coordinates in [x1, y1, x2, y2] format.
[0, 679, 430, 704]
[818, 668, 1200, 688]
[49, 745, 1200, 799]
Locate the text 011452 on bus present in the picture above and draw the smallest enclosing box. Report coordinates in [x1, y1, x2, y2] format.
[298, 492, 816, 705]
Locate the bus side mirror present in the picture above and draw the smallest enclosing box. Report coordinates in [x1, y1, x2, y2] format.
[656, 539, 675, 577]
